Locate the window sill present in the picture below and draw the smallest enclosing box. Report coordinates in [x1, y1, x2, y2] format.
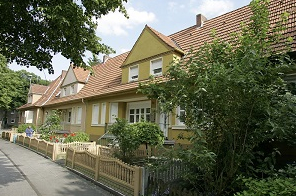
[171, 125, 187, 130]
[91, 124, 105, 127]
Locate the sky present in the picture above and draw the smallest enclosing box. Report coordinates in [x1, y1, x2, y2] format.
[9, 0, 251, 81]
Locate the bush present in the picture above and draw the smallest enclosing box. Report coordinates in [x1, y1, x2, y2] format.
[17, 124, 36, 133]
[235, 164, 296, 195]
[235, 177, 296, 196]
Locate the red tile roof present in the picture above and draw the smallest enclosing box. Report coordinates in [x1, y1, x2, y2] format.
[20, 0, 296, 108]
[30, 84, 48, 95]
[72, 66, 90, 83]
[18, 71, 66, 110]
[169, 0, 296, 53]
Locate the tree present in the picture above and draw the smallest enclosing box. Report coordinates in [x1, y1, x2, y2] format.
[87, 53, 102, 67]
[0, 54, 50, 110]
[139, 0, 296, 194]
[0, 0, 128, 73]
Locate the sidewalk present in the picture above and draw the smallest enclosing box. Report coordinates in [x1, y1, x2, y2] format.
[0, 139, 114, 196]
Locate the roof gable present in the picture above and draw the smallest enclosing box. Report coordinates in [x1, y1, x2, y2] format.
[122, 25, 183, 67]
[61, 66, 78, 87]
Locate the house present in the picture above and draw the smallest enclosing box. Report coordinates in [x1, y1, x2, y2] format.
[18, 0, 296, 143]
[0, 109, 19, 129]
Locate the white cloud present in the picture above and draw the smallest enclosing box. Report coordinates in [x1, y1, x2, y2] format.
[96, 7, 156, 36]
[168, 2, 185, 12]
[190, 0, 234, 19]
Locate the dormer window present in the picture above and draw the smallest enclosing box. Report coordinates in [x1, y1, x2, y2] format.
[129, 65, 139, 82]
[28, 94, 32, 103]
[70, 85, 74, 95]
[150, 58, 162, 76]
[63, 87, 67, 96]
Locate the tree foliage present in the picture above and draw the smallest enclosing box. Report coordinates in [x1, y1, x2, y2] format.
[0, 0, 128, 73]
[0, 54, 49, 110]
[39, 110, 62, 134]
[139, 0, 296, 194]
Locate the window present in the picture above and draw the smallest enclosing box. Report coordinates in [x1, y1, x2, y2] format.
[11, 119, 15, 124]
[101, 103, 106, 124]
[110, 103, 118, 123]
[128, 101, 151, 123]
[28, 94, 32, 103]
[150, 58, 162, 76]
[176, 105, 185, 125]
[11, 110, 15, 114]
[25, 110, 34, 123]
[76, 107, 82, 124]
[129, 65, 138, 81]
[68, 111, 72, 123]
[63, 87, 67, 96]
[92, 104, 99, 125]
[70, 85, 75, 95]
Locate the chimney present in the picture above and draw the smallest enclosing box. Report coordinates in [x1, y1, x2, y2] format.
[103, 55, 109, 63]
[196, 14, 207, 27]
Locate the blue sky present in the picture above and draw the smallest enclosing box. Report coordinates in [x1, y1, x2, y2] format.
[9, 0, 251, 81]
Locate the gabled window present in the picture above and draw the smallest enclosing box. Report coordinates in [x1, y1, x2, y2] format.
[91, 104, 99, 125]
[28, 94, 32, 103]
[63, 87, 67, 96]
[70, 85, 75, 95]
[150, 58, 163, 76]
[129, 65, 139, 82]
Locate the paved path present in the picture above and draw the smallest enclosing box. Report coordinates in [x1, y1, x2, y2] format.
[0, 139, 114, 196]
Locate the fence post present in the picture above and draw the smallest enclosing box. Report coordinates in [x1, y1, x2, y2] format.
[71, 149, 76, 169]
[94, 155, 100, 181]
[140, 167, 149, 196]
[134, 166, 141, 196]
[52, 143, 56, 161]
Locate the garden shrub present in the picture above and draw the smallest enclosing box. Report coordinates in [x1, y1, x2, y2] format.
[17, 123, 36, 133]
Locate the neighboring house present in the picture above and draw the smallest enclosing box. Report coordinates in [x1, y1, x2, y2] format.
[18, 0, 296, 143]
[0, 109, 19, 129]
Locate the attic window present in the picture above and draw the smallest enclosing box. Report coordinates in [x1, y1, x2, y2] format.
[150, 58, 163, 76]
[129, 65, 139, 82]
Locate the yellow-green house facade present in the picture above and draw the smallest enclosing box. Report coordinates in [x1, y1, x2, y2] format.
[18, 1, 296, 144]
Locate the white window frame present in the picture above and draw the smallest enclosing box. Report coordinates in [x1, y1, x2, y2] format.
[76, 107, 82, 124]
[91, 104, 99, 125]
[127, 101, 151, 123]
[11, 110, 15, 114]
[68, 110, 72, 123]
[70, 85, 75, 95]
[28, 94, 32, 103]
[176, 105, 185, 126]
[129, 65, 139, 82]
[109, 103, 118, 123]
[150, 58, 163, 76]
[25, 110, 34, 123]
[11, 119, 15, 124]
[101, 102, 106, 125]
[63, 87, 67, 96]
